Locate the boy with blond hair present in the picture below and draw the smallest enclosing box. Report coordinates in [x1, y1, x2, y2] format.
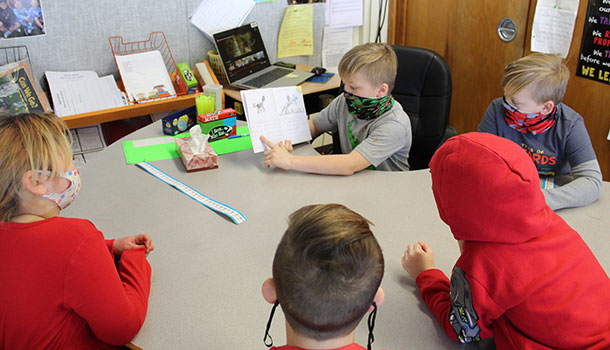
[478, 53, 602, 210]
[261, 204, 385, 350]
[261, 43, 411, 175]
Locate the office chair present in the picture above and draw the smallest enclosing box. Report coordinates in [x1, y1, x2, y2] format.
[391, 45, 455, 170]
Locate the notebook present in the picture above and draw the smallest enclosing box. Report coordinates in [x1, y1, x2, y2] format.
[213, 22, 314, 89]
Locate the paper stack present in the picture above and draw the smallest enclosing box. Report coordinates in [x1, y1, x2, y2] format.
[45, 71, 126, 117]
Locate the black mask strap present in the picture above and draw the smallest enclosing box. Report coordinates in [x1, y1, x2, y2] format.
[367, 302, 377, 350]
[264, 301, 279, 348]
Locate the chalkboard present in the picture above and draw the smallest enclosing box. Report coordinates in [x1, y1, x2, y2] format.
[576, 0, 610, 85]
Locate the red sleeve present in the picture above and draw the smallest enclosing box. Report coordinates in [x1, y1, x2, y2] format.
[63, 230, 151, 345]
[105, 239, 115, 257]
[415, 269, 459, 341]
[416, 267, 502, 343]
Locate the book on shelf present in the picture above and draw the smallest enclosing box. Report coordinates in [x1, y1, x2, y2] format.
[45, 71, 126, 117]
[0, 60, 51, 116]
[114, 50, 177, 104]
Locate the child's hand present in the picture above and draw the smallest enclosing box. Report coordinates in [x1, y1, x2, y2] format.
[261, 136, 295, 170]
[401, 241, 435, 278]
[113, 234, 155, 257]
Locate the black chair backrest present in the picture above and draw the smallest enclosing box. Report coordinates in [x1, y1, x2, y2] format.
[391, 45, 452, 170]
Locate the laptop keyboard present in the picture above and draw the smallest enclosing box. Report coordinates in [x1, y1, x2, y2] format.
[243, 68, 291, 88]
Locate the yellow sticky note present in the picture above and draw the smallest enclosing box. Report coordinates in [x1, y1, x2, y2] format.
[286, 73, 299, 78]
[278, 5, 314, 58]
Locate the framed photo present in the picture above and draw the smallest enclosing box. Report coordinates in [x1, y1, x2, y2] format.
[0, 0, 45, 39]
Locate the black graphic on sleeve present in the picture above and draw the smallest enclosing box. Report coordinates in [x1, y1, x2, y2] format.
[449, 266, 481, 343]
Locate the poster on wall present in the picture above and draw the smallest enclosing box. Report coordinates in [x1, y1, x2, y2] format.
[576, 0, 610, 85]
[0, 0, 45, 39]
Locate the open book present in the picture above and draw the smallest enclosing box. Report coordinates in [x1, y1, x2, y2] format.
[241, 86, 311, 153]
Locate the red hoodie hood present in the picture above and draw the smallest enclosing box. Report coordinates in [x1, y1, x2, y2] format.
[429, 132, 553, 244]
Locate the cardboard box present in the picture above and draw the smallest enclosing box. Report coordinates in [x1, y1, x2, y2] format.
[197, 108, 237, 141]
[162, 106, 197, 136]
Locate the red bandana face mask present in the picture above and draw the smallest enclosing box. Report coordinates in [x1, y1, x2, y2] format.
[503, 97, 557, 135]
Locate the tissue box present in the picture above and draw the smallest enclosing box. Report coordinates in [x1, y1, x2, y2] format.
[175, 136, 219, 172]
[197, 108, 237, 141]
[162, 106, 197, 136]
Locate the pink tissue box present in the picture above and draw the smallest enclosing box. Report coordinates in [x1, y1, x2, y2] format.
[175, 137, 218, 172]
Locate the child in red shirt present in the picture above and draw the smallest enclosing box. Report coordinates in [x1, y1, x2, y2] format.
[261, 204, 385, 350]
[402, 132, 610, 349]
[0, 113, 154, 349]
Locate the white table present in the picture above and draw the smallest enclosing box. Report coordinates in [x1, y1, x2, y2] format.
[64, 122, 610, 350]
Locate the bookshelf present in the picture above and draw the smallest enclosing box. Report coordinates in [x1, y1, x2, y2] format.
[61, 92, 202, 129]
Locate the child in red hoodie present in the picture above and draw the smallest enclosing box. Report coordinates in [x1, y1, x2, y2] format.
[261, 204, 385, 350]
[0, 113, 154, 349]
[402, 132, 610, 349]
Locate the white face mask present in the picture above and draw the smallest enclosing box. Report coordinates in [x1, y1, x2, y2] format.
[40, 169, 81, 210]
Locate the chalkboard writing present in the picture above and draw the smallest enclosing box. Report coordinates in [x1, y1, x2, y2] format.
[576, 0, 610, 85]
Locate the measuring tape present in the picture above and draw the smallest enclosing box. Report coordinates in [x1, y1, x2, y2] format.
[136, 162, 246, 225]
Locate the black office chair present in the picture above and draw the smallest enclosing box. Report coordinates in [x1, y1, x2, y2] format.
[391, 45, 455, 170]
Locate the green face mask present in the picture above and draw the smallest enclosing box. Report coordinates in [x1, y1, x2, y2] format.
[344, 91, 394, 120]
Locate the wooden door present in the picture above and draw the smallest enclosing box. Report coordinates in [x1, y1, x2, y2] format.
[388, 0, 532, 134]
[389, 0, 610, 179]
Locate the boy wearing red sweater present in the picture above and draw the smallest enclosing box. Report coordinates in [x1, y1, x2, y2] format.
[261, 204, 385, 350]
[402, 132, 610, 349]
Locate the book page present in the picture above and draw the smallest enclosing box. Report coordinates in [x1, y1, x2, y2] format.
[274, 88, 311, 144]
[114, 51, 176, 103]
[241, 86, 311, 153]
[46, 71, 123, 117]
[241, 88, 281, 153]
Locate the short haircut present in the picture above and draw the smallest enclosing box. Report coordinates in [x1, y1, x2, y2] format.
[338, 43, 398, 92]
[272, 204, 384, 340]
[0, 113, 72, 222]
[503, 53, 570, 105]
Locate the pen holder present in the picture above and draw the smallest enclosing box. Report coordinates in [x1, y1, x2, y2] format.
[203, 84, 223, 111]
[196, 95, 215, 115]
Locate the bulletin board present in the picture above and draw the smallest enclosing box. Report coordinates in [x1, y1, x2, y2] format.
[576, 0, 610, 85]
[0, 0, 325, 89]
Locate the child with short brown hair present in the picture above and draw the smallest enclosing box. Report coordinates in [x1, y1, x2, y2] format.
[261, 43, 411, 175]
[262, 204, 385, 350]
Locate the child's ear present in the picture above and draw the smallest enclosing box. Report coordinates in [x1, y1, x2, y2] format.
[541, 100, 555, 115]
[22, 170, 49, 196]
[376, 83, 389, 98]
[368, 287, 385, 312]
[262, 278, 277, 304]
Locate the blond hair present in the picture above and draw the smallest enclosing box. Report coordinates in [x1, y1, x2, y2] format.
[338, 43, 398, 92]
[503, 53, 570, 105]
[0, 113, 72, 222]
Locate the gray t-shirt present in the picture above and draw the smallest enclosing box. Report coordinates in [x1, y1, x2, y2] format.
[312, 95, 412, 171]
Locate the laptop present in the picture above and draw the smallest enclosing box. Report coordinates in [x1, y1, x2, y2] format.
[213, 22, 314, 89]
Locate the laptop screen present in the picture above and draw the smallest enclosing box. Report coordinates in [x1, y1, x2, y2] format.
[214, 23, 271, 83]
